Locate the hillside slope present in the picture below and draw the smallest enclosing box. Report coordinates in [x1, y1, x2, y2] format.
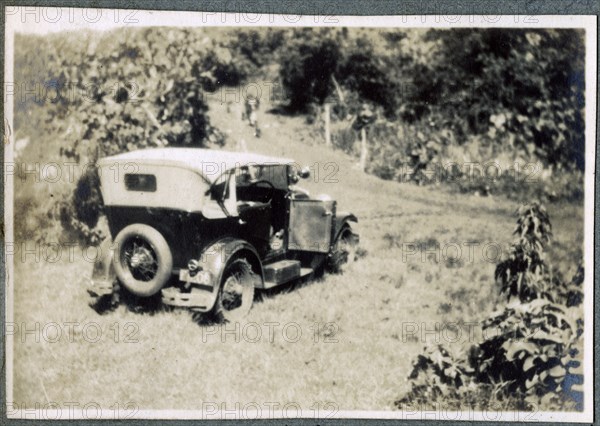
[11, 91, 583, 412]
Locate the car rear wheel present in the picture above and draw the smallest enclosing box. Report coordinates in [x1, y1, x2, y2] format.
[214, 258, 256, 322]
[112, 224, 173, 297]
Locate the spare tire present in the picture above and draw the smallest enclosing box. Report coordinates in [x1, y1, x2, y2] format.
[112, 224, 173, 297]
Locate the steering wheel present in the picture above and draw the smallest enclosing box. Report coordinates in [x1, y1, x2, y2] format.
[248, 180, 275, 203]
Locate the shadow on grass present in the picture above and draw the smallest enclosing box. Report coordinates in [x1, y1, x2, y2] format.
[89, 282, 165, 316]
[188, 271, 322, 327]
[90, 257, 359, 327]
[186, 263, 333, 327]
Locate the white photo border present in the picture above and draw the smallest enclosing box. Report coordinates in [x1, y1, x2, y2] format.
[3, 7, 597, 424]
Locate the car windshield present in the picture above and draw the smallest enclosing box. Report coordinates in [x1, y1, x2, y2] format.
[235, 164, 288, 190]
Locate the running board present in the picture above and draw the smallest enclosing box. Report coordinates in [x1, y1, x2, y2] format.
[299, 267, 314, 280]
[262, 260, 313, 289]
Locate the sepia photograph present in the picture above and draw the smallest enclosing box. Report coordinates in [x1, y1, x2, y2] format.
[3, 7, 596, 422]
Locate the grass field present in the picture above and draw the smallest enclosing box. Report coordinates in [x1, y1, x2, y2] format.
[10, 93, 584, 414]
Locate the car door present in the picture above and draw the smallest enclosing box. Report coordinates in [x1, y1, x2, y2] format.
[288, 199, 335, 253]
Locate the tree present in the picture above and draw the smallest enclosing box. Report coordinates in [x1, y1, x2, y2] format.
[279, 28, 343, 111]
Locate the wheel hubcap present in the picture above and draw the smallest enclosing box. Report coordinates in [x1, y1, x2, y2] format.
[222, 274, 244, 311]
[123, 239, 158, 282]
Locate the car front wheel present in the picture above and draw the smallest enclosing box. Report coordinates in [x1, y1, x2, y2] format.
[214, 258, 256, 322]
[327, 225, 359, 273]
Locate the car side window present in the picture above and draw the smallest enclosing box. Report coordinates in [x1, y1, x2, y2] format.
[124, 174, 157, 192]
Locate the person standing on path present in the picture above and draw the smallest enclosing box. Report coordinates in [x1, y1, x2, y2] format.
[244, 94, 261, 138]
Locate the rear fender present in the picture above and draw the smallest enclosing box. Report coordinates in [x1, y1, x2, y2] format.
[197, 238, 264, 310]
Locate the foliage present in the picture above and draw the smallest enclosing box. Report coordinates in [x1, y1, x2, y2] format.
[406, 29, 585, 171]
[13, 27, 284, 245]
[403, 344, 475, 400]
[298, 28, 586, 178]
[279, 28, 343, 111]
[233, 28, 287, 70]
[57, 166, 106, 245]
[337, 38, 400, 118]
[475, 298, 582, 406]
[15, 28, 285, 243]
[367, 118, 453, 184]
[398, 203, 584, 411]
[279, 29, 411, 118]
[360, 114, 583, 201]
[495, 202, 554, 302]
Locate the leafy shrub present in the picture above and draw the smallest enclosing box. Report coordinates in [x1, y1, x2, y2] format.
[495, 202, 553, 302]
[366, 118, 454, 184]
[72, 167, 104, 228]
[403, 344, 474, 400]
[395, 345, 531, 411]
[365, 125, 404, 181]
[57, 166, 106, 245]
[58, 202, 106, 246]
[331, 126, 357, 155]
[397, 202, 584, 411]
[475, 298, 582, 405]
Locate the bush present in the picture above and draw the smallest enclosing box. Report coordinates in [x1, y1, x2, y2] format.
[366, 118, 455, 185]
[72, 167, 103, 229]
[495, 202, 553, 302]
[397, 202, 584, 411]
[474, 298, 582, 405]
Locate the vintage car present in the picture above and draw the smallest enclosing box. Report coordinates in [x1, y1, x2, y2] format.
[88, 147, 359, 321]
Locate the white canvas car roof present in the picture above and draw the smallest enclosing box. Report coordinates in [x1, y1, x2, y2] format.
[97, 147, 295, 183]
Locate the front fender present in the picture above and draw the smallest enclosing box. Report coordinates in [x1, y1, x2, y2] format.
[198, 238, 264, 309]
[334, 212, 358, 240]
